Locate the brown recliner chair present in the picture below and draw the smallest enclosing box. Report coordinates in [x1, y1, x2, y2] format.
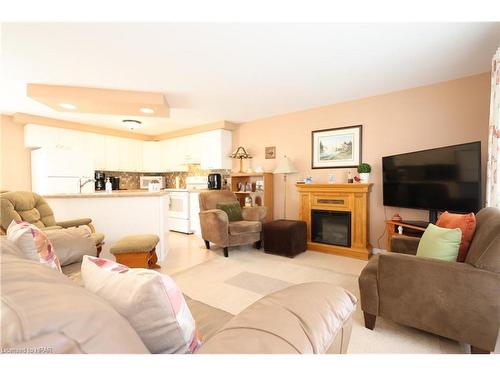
[198, 191, 267, 257]
[0, 191, 105, 254]
[358, 207, 500, 353]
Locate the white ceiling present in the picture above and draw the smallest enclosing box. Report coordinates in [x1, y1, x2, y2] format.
[1, 23, 499, 135]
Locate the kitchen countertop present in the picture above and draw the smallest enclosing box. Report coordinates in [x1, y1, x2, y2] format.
[43, 189, 170, 198]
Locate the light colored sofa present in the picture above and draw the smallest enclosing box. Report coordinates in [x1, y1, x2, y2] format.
[1, 237, 357, 354]
[198, 191, 267, 257]
[358, 207, 500, 354]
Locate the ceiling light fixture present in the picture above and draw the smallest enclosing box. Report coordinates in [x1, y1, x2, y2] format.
[58, 103, 77, 110]
[122, 119, 142, 130]
[140, 107, 155, 114]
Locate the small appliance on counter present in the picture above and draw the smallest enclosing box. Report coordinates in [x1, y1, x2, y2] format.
[95, 171, 106, 191]
[108, 176, 120, 190]
[207, 173, 222, 190]
[140, 176, 166, 190]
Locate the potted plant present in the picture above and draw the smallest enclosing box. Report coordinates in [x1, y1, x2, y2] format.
[357, 163, 372, 182]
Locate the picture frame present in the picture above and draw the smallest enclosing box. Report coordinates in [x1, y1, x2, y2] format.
[265, 146, 276, 159]
[311, 125, 362, 169]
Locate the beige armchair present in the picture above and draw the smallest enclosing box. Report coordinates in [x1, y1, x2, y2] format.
[0, 191, 105, 254]
[198, 191, 267, 257]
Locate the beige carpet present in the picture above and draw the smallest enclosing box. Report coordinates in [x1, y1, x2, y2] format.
[171, 246, 476, 354]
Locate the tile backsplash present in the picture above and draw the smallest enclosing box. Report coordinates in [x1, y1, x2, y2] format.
[97, 165, 231, 190]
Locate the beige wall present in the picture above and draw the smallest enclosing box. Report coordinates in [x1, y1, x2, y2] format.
[1, 115, 31, 191]
[232, 73, 491, 249]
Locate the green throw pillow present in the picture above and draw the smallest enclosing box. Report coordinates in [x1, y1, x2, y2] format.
[416, 223, 462, 262]
[216, 201, 243, 222]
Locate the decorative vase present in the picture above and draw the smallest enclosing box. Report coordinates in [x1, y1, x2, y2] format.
[359, 173, 370, 182]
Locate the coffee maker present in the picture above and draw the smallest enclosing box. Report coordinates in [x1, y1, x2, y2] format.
[95, 171, 105, 191]
[109, 176, 120, 190]
[207, 173, 222, 190]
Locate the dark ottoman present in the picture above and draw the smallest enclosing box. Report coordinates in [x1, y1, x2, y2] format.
[263, 220, 307, 257]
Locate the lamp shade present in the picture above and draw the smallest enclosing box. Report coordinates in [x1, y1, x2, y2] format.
[274, 156, 298, 174]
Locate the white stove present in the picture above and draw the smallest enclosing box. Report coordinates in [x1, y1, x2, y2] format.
[165, 176, 208, 234]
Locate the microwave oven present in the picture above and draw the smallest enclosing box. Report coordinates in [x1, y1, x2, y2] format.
[140, 176, 166, 190]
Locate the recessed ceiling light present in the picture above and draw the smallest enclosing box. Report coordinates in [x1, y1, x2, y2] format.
[59, 103, 77, 110]
[140, 107, 155, 114]
[122, 119, 142, 130]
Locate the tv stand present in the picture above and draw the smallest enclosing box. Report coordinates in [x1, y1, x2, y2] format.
[429, 210, 439, 224]
[385, 220, 428, 251]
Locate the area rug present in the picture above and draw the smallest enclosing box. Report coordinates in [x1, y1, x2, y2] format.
[171, 248, 468, 353]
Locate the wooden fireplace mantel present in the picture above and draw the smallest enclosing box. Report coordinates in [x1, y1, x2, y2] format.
[296, 183, 373, 260]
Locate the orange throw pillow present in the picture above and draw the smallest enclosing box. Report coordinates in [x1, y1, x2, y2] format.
[436, 211, 476, 262]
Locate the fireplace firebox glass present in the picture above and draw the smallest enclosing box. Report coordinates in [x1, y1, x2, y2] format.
[311, 209, 351, 247]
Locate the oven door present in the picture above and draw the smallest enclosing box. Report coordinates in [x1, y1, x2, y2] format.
[168, 192, 189, 219]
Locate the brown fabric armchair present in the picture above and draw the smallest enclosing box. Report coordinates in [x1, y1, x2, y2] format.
[198, 191, 267, 257]
[358, 207, 500, 353]
[0, 191, 105, 252]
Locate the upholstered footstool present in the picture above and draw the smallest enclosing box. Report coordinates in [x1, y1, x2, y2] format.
[263, 220, 307, 257]
[110, 234, 160, 269]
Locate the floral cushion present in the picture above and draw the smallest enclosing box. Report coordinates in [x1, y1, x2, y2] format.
[81, 256, 201, 354]
[6, 220, 61, 272]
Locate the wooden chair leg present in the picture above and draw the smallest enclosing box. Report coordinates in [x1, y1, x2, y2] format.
[363, 312, 376, 330]
[204, 240, 210, 249]
[223, 247, 228, 257]
[470, 346, 490, 354]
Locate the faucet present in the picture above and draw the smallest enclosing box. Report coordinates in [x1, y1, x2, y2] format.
[79, 178, 95, 193]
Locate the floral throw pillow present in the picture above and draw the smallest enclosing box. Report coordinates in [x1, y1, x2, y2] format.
[6, 220, 62, 272]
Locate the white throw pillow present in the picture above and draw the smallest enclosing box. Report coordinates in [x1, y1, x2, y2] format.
[81, 255, 200, 354]
[6, 220, 62, 272]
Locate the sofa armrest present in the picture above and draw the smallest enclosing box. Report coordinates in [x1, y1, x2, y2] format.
[390, 235, 420, 255]
[378, 252, 500, 351]
[241, 206, 267, 222]
[199, 209, 229, 245]
[55, 218, 92, 229]
[197, 282, 357, 354]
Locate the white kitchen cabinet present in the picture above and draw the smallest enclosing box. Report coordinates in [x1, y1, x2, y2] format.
[88, 133, 106, 170]
[143, 141, 162, 172]
[104, 135, 121, 171]
[173, 133, 202, 166]
[25, 124, 233, 173]
[160, 138, 188, 172]
[121, 138, 143, 172]
[200, 129, 232, 170]
[25, 124, 62, 149]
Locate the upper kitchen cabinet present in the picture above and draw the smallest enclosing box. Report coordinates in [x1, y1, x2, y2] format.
[200, 129, 232, 170]
[176, 133, 202, 165]
[105, 137, 143, 172]
[143, 141, 162, 172]
[24, 124, 233, 173]
[25, 124, 68, 150]
[160, 138, 188, 172]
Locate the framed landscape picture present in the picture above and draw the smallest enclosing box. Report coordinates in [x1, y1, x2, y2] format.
[311, 125, 362, 169]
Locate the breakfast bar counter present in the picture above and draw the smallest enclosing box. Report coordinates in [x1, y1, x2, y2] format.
[44, 191, 170, 262]
[43, 189, 169, 198]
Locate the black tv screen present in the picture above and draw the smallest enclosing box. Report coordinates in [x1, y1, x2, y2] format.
[382, 141, 481, 214]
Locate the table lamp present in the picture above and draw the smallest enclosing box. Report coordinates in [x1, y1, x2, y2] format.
[274, 155, 298, 219]
[230, 146, 252, 173]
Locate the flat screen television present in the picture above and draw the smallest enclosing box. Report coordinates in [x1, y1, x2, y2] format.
[382, 141, 481, 222]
